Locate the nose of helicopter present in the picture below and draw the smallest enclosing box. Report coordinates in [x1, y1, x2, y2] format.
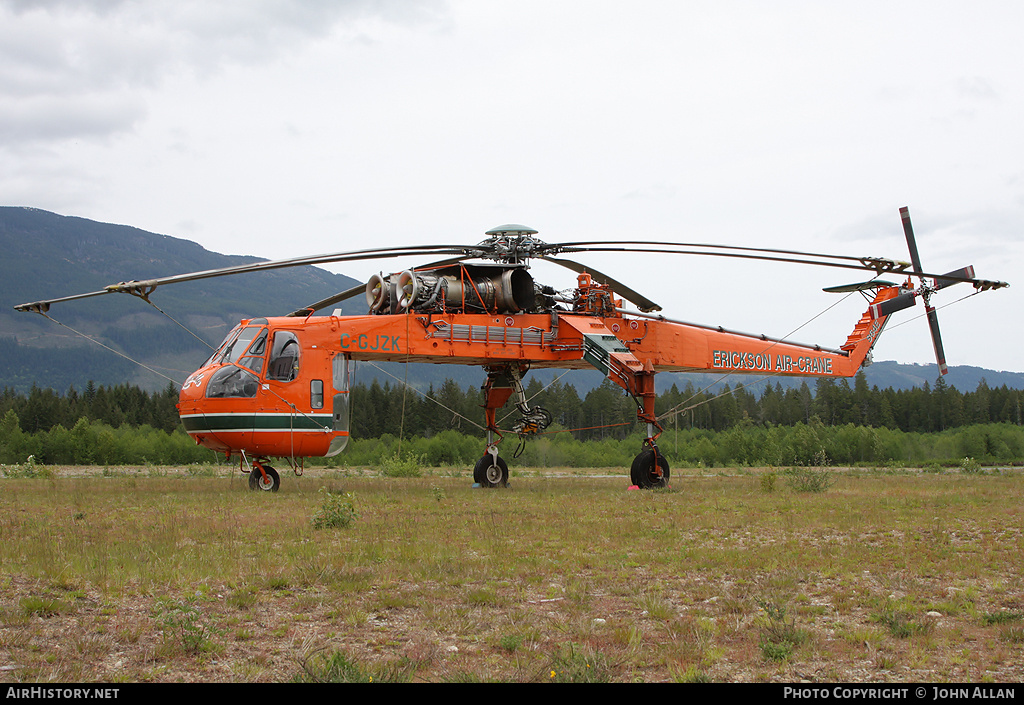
[177, 367, 217, 429]
[176, 365, 242, 453]
[178, 368, 209, 404]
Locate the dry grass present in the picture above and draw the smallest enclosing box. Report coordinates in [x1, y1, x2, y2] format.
[0, 464, 1022, 682]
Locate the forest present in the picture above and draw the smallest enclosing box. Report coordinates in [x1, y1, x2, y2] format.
[1, 372, 1022, 469]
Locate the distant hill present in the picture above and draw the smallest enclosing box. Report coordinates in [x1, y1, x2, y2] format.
[354, 358, 1024, 398]
[2, 207, 1020, 397]
[650, 360, 1024, 396]
[0, 207, 359, 392]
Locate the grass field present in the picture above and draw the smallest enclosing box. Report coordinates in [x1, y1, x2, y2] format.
[0, 464, 1022, 683]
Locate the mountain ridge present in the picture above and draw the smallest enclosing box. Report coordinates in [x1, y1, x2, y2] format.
[1, 207, 1020, 395]
[0, 207, 359, 392]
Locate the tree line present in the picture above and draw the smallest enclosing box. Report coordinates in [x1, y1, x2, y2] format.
[1, 373, 1022, 468]
[1, 382, 181, 435]
[348, 372, 1023, 439]
[1, 372, 1021, 440]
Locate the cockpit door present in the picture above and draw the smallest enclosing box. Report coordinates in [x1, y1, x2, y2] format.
[328, 353, 350, 456]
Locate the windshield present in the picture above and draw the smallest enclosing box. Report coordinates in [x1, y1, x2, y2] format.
[237, 329, 268, 373]
[204, 325, 242, 367]
[205, 364, 259, 398]
[204, 325, 267, 369]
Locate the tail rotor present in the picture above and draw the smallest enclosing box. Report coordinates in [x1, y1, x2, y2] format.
[867, 207, 1007, 376]
[899, 207, 950, 375]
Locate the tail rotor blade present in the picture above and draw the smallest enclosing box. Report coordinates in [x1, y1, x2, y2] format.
[869, 290, 917, 319]
[900, 206, 925, 274]
[900, 206, 949, 375]
[934, 265, 976, 291]
[926, 304, 948, 375]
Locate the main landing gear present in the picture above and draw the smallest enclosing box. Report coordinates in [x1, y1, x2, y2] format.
[472, 446, 670, 489]
[475, 364, 546, 489]
[473, 450, 509, 489]
[630, 447, 670, 489]
[475, 363, 670, 490]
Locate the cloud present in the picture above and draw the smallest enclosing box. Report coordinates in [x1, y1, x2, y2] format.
[1, 1, 1020, 372]
[0, 0, 450, 145]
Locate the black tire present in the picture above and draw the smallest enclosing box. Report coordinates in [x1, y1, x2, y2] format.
[249, 464, 281, 492]
[473, 454, 509, 488]
[630, 449, 670, 489]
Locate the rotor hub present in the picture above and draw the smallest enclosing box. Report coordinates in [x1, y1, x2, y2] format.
[475, 224, 552, 264]
[484, 224, 538, 237]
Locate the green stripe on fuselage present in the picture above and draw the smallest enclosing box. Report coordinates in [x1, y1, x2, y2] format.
[181, 414, 332, 433]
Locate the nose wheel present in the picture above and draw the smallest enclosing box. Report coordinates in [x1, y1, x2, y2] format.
[473, 454, 509, 488]
[248, 462, 281, 492]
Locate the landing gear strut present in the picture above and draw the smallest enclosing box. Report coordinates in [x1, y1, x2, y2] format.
[476, 364, 551, 489]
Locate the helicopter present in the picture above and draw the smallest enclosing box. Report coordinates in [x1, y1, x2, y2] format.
[14, 207, 1008, 491]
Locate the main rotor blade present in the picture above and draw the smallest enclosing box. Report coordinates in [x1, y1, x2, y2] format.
[285, 283, 365, 317]
[284, 255, 471, 317]
[550, 239, 891, 267]
[546, 240, 1006, 290]
[542, 256, 662, 312]
[550, 243, 912, 278]
[823, 280, 897, 293]
[109, 245, 466, 288]
[14, 223, 1008, 316]
[14, 244, 467, 312]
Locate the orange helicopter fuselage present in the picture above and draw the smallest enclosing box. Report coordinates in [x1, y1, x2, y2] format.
[176, 279, 903, 460]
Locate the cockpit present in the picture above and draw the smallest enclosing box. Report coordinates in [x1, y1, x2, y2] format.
[202, 320, 300, 398]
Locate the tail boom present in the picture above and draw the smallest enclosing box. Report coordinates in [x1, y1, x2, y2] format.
[841, 285, 903, 371]
[619, 285, 902, 379]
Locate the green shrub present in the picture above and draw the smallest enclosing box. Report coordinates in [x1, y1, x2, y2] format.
[756, 599, 808, 661]
[960, 456, 981, 474]
[784, 464, 835, 493]
[873, 608, 935, 639]
[379, 451, 423, 478]
[154, 598, 217, 655]
[2, 455, 53, 479]
[981, 611, 1024, 626]
[311, 489, 358, 529]
[21, 596, 72, 617]
[295, 649, 415, 683]
[545, 642, 611, 683]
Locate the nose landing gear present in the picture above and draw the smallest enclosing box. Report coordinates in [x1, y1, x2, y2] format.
[247, 459, 281, 492]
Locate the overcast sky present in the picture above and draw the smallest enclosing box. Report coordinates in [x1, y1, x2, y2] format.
[3, 0, 1022, 374]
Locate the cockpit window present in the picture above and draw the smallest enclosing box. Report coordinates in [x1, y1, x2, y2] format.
[237, 329, 268, 374]
[205, 365, 259, 398]
[266, 331, 300, 382]
[222, 327, 261, 365]
[204, 325, 242, 367]
[205, 325, 267, 370]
